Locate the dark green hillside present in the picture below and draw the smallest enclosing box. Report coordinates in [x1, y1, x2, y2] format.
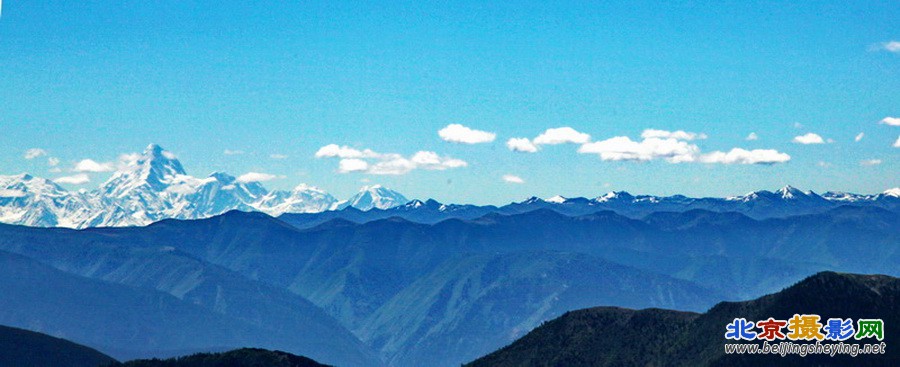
[468, 272, 898, 367]
[111, 348, 329, 367]
[466, 307, 698, 366]
[0, 324, 116, 367]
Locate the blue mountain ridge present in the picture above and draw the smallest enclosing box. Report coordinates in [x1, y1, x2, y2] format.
[0, 202, 895, 366]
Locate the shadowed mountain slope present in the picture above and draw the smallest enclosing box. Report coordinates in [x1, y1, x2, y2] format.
[0, 324, 117, 367]
[467, 272, 898, 367]
[111, 348, 329, 367]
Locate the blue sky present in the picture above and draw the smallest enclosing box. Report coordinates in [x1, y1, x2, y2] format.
[0, 1, 897, 204]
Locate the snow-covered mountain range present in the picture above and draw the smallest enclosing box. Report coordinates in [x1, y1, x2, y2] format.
[0, 144, 407, 228]
[0, 144, 897, 229]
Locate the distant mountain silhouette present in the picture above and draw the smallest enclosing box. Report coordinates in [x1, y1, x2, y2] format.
[0, 324, 116, 367]
[109, 348, 329, 367]
[277, 186, 900, 230]
[467, 272, 898, 366]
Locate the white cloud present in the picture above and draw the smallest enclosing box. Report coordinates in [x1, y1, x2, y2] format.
[533, 127, 591, 145]
[817, 161, 832, 168]
[24, 148, 47, 159]
[874, 41, 900, 53]
[118, 152, 142, 164]
[364, 152, 466, 175]
[338, 159, 370, 173]
[893, 136, 900, 148]
[317, 145, 467, 175]
[574, 131, 790, 165]
[880, 117, 900, 126]
[502, 174, 525, 184]
[745, 132, 758, 141]
[270, 154, 288, 159]
[442, 158, 468, 168]
[49, 167, 62, 173]
[367, 158, 416, 175]
[860, 159, 882, 166]
[224, 149, 244, 155]
[410, 151, 443, 166]
[411, 151, 468, 170]
[314, 144, 381, 159]
[236, 172, 281, 183]
[506, 138, 538, 153]
[699, 148, 791, 165]
[792, 133, 826, 145]
[855, 132, 865, 142]
[640, 129, 707, 141]
[54, 174, 90, 185]
[438, 124, 496, 144]
[74, 159, 115, 172]
[47, 157, 60, 166]
[578, 136, 699, 163]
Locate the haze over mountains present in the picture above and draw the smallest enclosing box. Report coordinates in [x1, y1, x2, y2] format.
[0, 201, 896, 366]
[0, 144, 897, 229]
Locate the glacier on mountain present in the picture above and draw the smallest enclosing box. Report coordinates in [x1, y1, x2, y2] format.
[0, 144, 402, 228]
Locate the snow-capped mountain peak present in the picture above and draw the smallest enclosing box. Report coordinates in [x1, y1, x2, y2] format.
[821, 191, 870, 202]
[594, 191, 634, 203]
[730, 186, 819, 202]
[1, 173, 67, 197]
[0, 173, 92, 228]
[1, 145, 409, 227]
[336, 185, 408, 211]
[2, 146, 895, 229]
[254, 183, 337, 216]
[776, 185, 807, 199]
[102, 144, 187, 197]
[521, 196, 545, 205]
[404, 199, 426, 209]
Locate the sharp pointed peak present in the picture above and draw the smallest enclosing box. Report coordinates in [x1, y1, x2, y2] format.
[778, 184, 800, 192]
[775, 185, 810, 199]
[404, 199, 426, 208]
[594, 191, 634, 202]
[400, 198, 442, 209]
[101, 145, 187, 193]
[139, 144, 180, 161]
